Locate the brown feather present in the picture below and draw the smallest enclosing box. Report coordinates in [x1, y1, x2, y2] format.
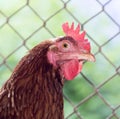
[0, 41, 64, 119]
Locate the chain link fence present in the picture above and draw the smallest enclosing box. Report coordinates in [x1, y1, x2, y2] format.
[0, 0, 120, 119]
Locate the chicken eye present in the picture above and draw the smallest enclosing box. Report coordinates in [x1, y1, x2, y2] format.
[63, 43, 68, 48]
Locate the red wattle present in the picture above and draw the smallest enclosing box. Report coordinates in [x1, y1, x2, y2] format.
[61, 59, 83, 80]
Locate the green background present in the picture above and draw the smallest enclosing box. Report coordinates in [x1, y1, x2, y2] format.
[0, 0, 120, 118]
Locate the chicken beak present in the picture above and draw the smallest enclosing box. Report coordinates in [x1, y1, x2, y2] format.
[56, 52, 95, 63]
[77, 53, 95, 62]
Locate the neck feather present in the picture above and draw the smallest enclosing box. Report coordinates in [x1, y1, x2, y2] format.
[0, 41, 64, 119]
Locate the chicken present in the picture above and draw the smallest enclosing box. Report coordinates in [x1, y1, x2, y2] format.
[0, 22, 95, 119]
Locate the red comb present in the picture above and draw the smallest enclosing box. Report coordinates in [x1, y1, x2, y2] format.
[62, 22, 90, 52]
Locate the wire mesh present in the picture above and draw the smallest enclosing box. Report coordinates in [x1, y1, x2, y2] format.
[0, 0, 120, 118]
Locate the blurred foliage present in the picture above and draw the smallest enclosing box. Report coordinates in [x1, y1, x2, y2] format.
[0, 0, 120, 118]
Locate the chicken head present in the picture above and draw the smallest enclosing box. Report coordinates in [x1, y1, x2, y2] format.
[47, 22, 95, 80]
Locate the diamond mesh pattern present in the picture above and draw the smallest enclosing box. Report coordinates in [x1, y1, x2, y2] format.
[0, 0, 120, 118]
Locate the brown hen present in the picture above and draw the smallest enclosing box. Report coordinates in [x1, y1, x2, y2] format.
[0, 22, 95, 119]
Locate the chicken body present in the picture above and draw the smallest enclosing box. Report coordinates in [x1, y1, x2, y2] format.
[0, 41, 63, 119]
